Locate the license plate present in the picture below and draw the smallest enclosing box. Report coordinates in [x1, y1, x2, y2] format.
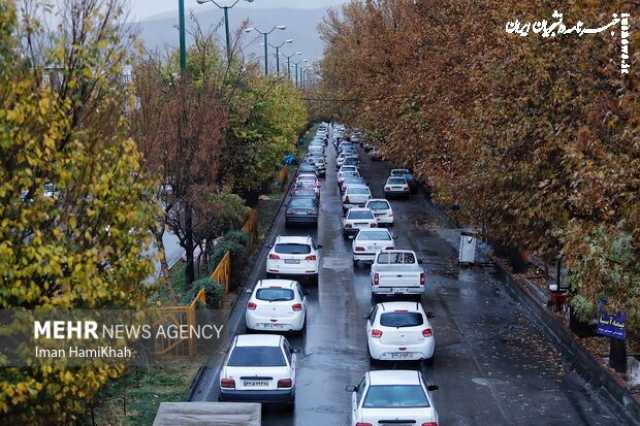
[374, 212, 385, 216]
[260, 323, 285, 329]
[285, 259, 300, 264]
[393, 288, 408, 293]
[390, 352, 411, 359]
[355, 223, 368, 227]
[243, 380, 269, 387]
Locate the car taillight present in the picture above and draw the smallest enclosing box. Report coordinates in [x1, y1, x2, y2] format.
[420, 272, 426, 286]
[269, 253, 280, 260]
[371, 329, 383, 338]
[373, 273, 379, 285]
[370, 223, 377, 227]
[345, 223, 352, 229]
[422, 423, 438, 426]
[220, 378, 235, 388]
[292, 303, 303, 312]
[355, 423, 373, 426]
[355, 246, 365, 252]
[247, 302, 257, 310]
[345, 196, 350, 203]
[385, 186, 390, 191]
[277, 378, 292, 388]
[423, 328, 433, 337]
[305, 254, 317, 261]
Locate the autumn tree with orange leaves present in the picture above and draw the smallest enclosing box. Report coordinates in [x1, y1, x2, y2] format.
[319, 0, 640, 329]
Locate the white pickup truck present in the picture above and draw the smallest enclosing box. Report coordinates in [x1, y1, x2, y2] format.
[370, 250, 425, 301]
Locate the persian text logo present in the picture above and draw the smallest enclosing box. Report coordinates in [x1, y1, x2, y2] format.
[505, 11, 631, 75]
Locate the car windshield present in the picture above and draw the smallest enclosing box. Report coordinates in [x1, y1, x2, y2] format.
[380, 312, 423, 327]
[348, 210, 374, 220]
[348, 187, 370, 195]
[344, 171, 359, 177]
[275, 243, 311, 254]
[341, 166, 357, 172]
[296, 182, 315, 189]
[256, 288, 294, 302]
[357, 231, 391, 241]
[289, 198, 315, 208]
[368, 201, 390, 210]
[227, 346, 286, 367]
[363, 385, 429, 408]
[376, 252, 416, 264]
[388, 178, 406, 185]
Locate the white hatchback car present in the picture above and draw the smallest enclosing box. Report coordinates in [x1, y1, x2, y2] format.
[342, 184, 372, 212]
[365, 199, 394, 226]
[219, 334, 297, 407]
[352, 228, 395, 265]
[348, 370, 439, 426]
[343, 208, 377, 238]
[366, 301, 435, 364]
[245, 279, 307, 332]
[266, 236, 321, 284]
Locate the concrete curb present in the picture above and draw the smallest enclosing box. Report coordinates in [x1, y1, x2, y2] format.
[491, 257, 640, 425]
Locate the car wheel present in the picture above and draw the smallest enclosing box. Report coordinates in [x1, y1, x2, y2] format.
[285, 400, 295, 412]
[425, 354, 435, 367]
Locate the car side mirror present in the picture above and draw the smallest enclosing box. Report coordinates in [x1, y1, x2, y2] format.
[426, 312, 435, 319]
[345, 385, 357, 392]
[427, 385, 439, 392]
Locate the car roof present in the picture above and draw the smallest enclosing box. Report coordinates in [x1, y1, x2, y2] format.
[257, 279, 298, 289]
[387, 176, 407, 181]
[377, 301, 423, 313]
[235, 334, 282, 347]
[346, 184, 369, 190]
[367, 198, 390, 205]
[348, 208, 373, 214]
[275, 235, 313, 244]
[392, 168, 410, 173]
[368, 370, 421, 386]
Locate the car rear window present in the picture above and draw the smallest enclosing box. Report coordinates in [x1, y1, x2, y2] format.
[289, 198, 315, 208]
[363, 385, 429, 408]
[388, 178, 406, 185]
[380, 312, 423, 327]
[392, 169, 409, 175]
[347, 187, 370, 195]
[368, 201, 390, 210]
[275, 243, 311, 254]
[227, 346, 286, 367]
[348, 210, 375, 220]
[256, 288, 294, 302]
[357, 230, 391, 241]
[376, 252, 416, 264]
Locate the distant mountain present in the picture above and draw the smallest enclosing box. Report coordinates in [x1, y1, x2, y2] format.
[135, 6, 337, 67]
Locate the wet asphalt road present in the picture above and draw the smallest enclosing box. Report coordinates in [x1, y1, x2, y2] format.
[201, 138, 629, 425]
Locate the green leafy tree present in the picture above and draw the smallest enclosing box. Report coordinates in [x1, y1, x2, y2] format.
[0, 0, 156, 422]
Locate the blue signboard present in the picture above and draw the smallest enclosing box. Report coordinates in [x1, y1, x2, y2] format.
[596, 311, 626, 341]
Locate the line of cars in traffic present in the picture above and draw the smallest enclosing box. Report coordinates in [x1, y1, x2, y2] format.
[218, 123, 441, 425]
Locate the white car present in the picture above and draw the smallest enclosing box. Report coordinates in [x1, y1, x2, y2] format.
[337, 166, 359, 185]
[343, 208, 377, 238]
[245, 279, 307, 332]
[219, 334, 297, 407]
[384, 176, 410, 198]
[348, 370, 439, 426]
[352, 228, 395, 265]
[365, 199, 394, 226]
[342, 184, 372, 212]
[266, 236, 321, 284]
[297, 173, 320, 189]
[366, 301, 435, 364]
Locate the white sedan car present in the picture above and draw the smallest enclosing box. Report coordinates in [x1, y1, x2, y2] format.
[266, 236, 321, 284]
[365, 199, 394, 226]
[342, 184, 372, 212]
[245, 279, 307, 332]
[348, 370, 439, 426]
[337, 166, 359, 185]
[384, 176, 410, 198]
[219, 334, 297, 407]
[366, 301, 435, 364]
[352, 228, 395, 265]
[343, 208, 377, 238]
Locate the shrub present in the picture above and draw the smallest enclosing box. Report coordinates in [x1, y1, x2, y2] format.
[182, 276, 224, 308]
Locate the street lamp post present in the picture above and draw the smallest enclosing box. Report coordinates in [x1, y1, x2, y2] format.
[283, 51, 302, 82]
[196, 0, 255, 63]
[268, 39, 293, 75]
[245, 25, 287, 75]
[178, 0, 187, 72]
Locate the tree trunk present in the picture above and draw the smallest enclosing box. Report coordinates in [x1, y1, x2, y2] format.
[609, 338, 627, 373]
[185, 201, 195, 286]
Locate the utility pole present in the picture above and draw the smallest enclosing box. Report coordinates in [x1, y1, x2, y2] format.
[179, 0, 187, 72]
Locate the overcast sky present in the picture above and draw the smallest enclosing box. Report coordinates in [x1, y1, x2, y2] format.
[130, 0, 349, 21]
